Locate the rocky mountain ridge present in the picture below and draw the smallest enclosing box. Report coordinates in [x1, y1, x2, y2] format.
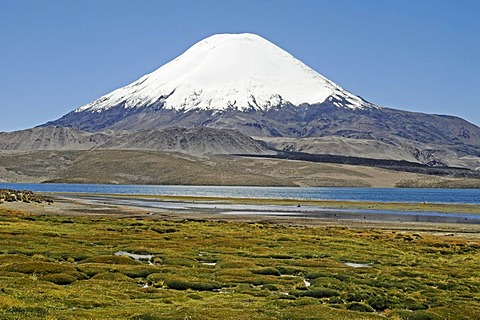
[0, 126, 273, 156]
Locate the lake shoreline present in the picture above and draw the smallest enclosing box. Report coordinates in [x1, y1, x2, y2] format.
[2, 193, 480, 238]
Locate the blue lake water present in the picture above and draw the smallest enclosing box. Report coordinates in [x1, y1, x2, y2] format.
[1, 183, 479, 205]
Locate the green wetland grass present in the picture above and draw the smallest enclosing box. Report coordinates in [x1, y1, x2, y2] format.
[0, 208, 479, 319]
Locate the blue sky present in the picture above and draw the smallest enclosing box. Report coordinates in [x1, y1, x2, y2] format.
[1, 0, 479, 131]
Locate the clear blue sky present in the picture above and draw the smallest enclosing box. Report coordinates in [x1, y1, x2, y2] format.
[1, 0, 479, 132]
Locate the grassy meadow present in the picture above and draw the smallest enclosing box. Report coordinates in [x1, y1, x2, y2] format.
[0, 207, 479, 319]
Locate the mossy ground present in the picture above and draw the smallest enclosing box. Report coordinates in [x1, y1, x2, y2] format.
[0, 208, 479, 319]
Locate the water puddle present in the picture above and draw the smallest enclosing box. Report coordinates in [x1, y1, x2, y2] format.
[115, 251, 154, 264]
[201, 262, 217, 266]
[344, 262, 371, 268]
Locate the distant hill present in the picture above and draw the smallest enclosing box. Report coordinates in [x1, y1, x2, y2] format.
[99, 127, 274, 155]
[0, 127, 111, 151]
[2, 149, 480, 188]
[0, 126, 273, 156]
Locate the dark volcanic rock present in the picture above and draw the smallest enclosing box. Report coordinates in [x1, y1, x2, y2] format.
[39, 101, 480, 169]
[42, 102, 480, 148]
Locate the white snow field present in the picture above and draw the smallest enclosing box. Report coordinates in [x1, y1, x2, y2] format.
[76, 33, 369, 113]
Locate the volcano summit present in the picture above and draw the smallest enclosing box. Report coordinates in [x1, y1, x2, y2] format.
[72, 33, 369, 113]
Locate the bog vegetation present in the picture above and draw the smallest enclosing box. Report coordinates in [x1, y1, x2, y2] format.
[0, 208, 479, 319]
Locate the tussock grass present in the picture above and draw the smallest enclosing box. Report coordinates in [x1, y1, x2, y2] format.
[0, 209, 479, 319]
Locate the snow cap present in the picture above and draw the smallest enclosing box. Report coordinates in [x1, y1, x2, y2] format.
[76, 33, 367, 113]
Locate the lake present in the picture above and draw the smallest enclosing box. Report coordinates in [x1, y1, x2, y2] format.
[1, 183, 479, 205]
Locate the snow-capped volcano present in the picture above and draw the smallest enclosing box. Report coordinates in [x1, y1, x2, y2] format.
[76, 33, 369, 113]
[30, 33, 480, 170]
